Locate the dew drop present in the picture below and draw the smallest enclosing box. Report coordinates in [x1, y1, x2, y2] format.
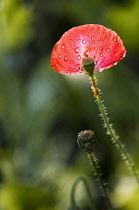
[103, 29, 106, 35]
[106, 47, 111, 52]
[56, 64, 59, 67]
[77, 55, 81, 60]
[91, 35, 94, 40]
[110, 30, 112, 33]
[113, 37, 117, 42]
[78, 69, 82, 73]
[58, 54, 62, 59]
[74, 47, 80, 53]
[123, 52, 126, 58]
[52, 55, 55, 59]
[64, 56, 68, 61]
[78, 39, 81, 43]
[92, 40, 95, 44]
[70, 72, 76, 75]
[114, 62, 118, 66]
[100, 53, 103, 57]
[99, 47, 103, 50]
[70, 33, 73, 36]
[105, 36, 109, 40]
[61, 44, 65, 49]
[82, 39, 86, 44]
[100, 38, 103, 41]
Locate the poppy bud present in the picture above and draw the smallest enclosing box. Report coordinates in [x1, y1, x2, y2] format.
[77, 130, 95, 153]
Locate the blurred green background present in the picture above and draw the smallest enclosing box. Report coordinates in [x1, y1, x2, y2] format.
[0, 0, 139, 209]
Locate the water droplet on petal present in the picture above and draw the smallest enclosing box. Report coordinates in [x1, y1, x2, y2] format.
[70, 72, 76, 75]
[92, 41, 95, 44]
[52, 55, 55, 59]
[64, 56, 68, 61]
[58, 54, 62, 59]
[114, 62, 118, 66]
[99, 47, 103, 50]
[91, 35, 94, 40]
[123, 52, 126, 57]
[77, 55, 81, 60]
[113, 37, 117, 42]
[105, 36, 109, 40]
[78, 69, 82, 73]
[70, 33, 73, 36]
[106, 47, 111, 52]
[78, 39, 81, 43]
[98, 37, 103, 42]
[82, 39, 86, 44]
[74, 47, 80, 53]
[61, 44, 65, 49]
[100, 53, 103, 57]
[103, 28, 106, 34]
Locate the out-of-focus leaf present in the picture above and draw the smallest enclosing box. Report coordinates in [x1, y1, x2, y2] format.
[0, 0, 33, 52]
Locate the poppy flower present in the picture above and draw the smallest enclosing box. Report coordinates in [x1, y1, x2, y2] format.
[51, 24, 126, 75]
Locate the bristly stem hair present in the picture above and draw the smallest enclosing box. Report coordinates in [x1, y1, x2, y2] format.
[89, 74, 139, 185]
[77, 130, 114, 209]
[88, 152, 113, 210]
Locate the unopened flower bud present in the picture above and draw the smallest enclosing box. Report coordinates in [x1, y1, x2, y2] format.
[77, 130, 95, 153]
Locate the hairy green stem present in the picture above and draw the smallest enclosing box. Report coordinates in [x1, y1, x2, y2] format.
[90, 74, 139, 185]
[70, 176, 96, 209]
[88, 152, 113, 210]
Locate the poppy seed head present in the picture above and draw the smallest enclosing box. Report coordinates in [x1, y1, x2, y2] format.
[77, 130, 95, 153]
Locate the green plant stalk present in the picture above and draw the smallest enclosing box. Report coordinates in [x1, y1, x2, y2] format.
[88, 152, 113, 210]
[70, 176, 96, 209]
[90, 74, 139, 185]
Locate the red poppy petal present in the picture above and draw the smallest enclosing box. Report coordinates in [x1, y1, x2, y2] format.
[51, 24, 126, 75]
